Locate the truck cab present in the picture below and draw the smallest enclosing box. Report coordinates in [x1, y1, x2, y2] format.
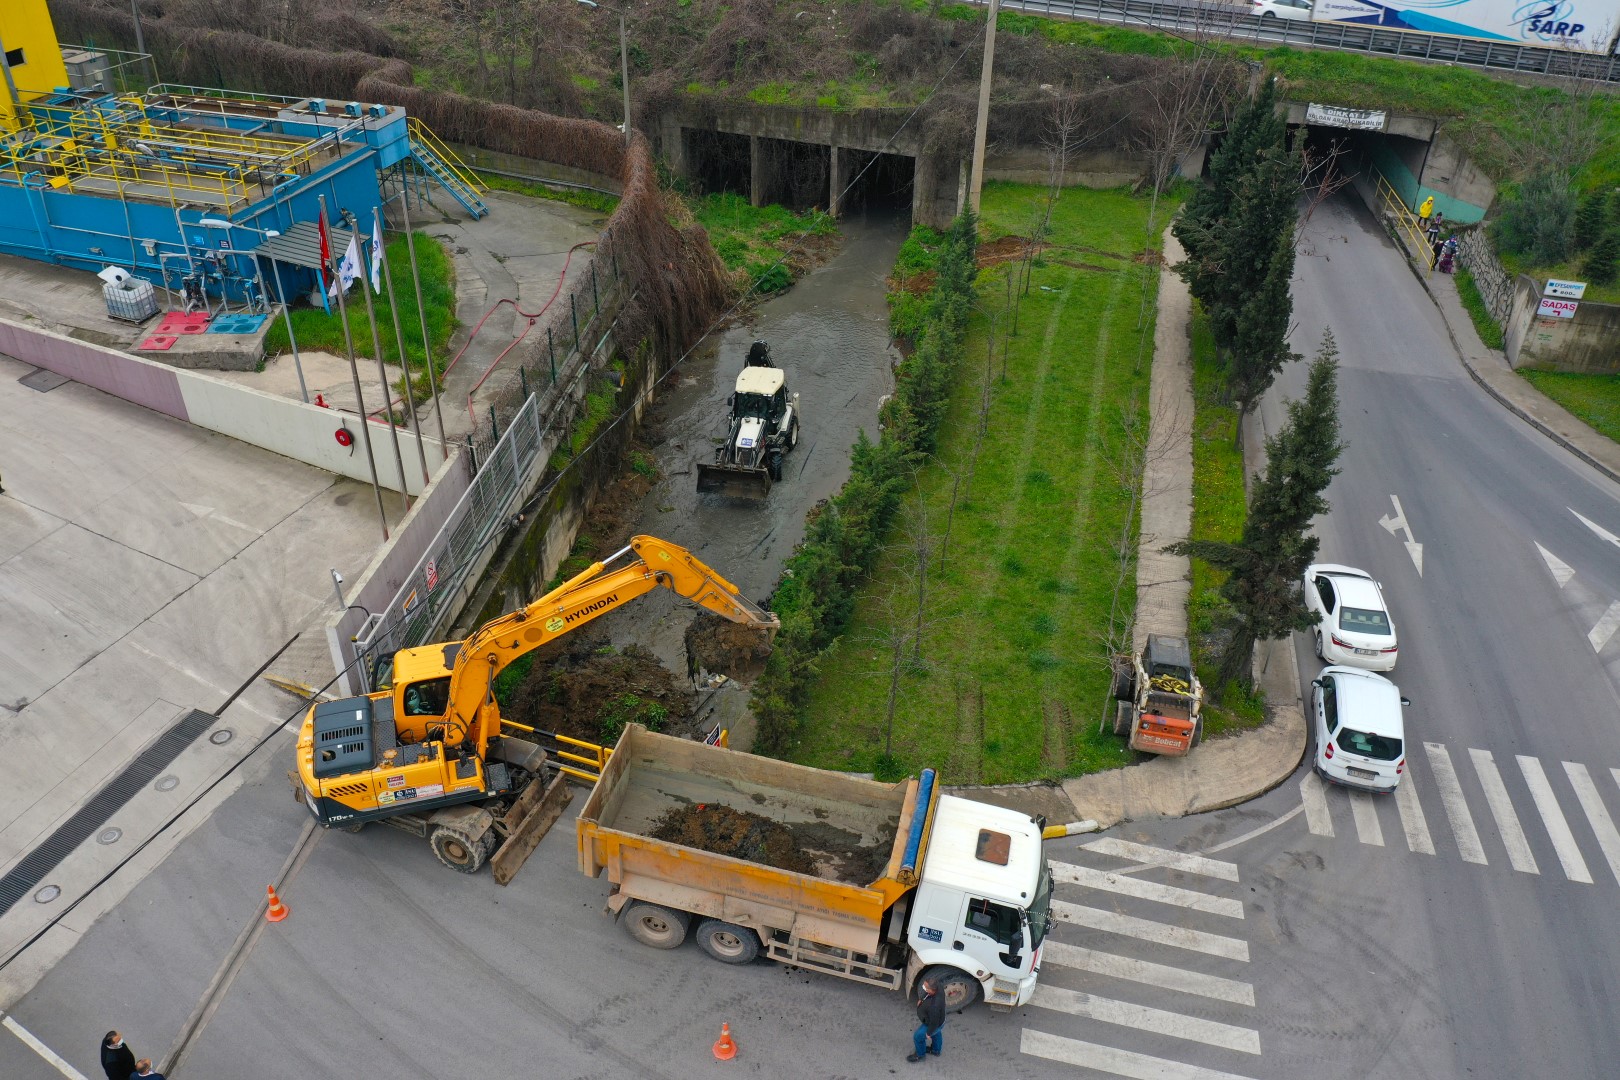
[906, 794, 1053, 1010]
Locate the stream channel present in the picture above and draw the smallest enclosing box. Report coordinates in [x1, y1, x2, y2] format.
[591, 208, 909, 739]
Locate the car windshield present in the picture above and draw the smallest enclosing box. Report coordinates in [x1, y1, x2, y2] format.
[1027, 862, 1054, 948]
[1336, 727, 1402, 761]
[1339, 606, 1392, 635]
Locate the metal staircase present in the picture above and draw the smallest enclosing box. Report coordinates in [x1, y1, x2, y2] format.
[406, 118, 488, 219]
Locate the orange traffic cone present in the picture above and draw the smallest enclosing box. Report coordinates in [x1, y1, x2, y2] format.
[712, 1022, 737, 1061]
[265, 884, 289, 923]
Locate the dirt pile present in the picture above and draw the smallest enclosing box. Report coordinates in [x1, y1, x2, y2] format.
[504, 638, 699, 743]
[685, 611, 774, 683]
[651, 803, 817, 875]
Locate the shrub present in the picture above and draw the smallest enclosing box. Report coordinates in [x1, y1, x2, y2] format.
[1584, 230, 1620, 285]
[1493, 171, 1577, 265]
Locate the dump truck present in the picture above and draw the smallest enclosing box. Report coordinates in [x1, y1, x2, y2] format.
[292, 536, 778, 883]
[1110, 633, 1204, 756]
[577, 725, 1054, 1011]
[696, 340, 800, 500]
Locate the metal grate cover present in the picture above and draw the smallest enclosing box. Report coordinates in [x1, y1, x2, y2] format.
[0, 708, 218, 918]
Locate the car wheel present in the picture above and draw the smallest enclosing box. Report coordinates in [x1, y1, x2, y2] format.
[1261, 10, 1277, 17]
[1314, 630, 1325, 661]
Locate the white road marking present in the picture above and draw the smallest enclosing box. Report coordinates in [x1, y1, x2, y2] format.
[1517, 756, 1592, 883]
[0, 1015, 91, 1080]
[1052, 900, 1250, 961]
[1588, 600, 1620, 653]
[1207, 803, 1303, 854]
[1021, 1029, 1260, 1080]
[1535, 542, 1575, 588]
[1564, 763, 1620, 886]
[1050, 863, 1244, 918]
[1080, 838, 1241, 882]
[1394, 770, 1435, 854]
[1039, 940, 1256, 1006]
[1378, 493, 1424, 575]
[1300, 772, 1334, 837]
[1424, 743, 1487, 865]
[1032, 984, 1261, 1054]
[1571, 507, 1620, 550]
[1349, 790, 1385, 847]
[1470, 748, 1539, 874]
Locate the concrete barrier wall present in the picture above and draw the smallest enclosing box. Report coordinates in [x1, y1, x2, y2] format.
[1506, 274, 1620, 374]
[0, 315, 441, 493]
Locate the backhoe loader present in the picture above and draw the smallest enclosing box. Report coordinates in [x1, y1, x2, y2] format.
[292, 535, 778, 883]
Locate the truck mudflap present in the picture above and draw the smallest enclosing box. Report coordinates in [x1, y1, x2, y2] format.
[490, 774, 573, 885]
[696, 461, 773, 500]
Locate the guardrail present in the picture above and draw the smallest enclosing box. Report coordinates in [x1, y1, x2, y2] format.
[1376, 173, 1432, 271]
[969, 0, 1620, 82]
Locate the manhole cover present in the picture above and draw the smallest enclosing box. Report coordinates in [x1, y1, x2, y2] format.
[34, 885, 60, 903]
[209, 728, 234, 745]
[97, 827, 122, 845]
[19, 367, 71, 393]
[155, 775, 180, 792]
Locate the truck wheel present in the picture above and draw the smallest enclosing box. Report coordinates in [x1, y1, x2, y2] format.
[921, 966, 983, 1012]
[429, 825, 486, 874]
[694, 918, 761, 964]
[622, 902, 690, 949]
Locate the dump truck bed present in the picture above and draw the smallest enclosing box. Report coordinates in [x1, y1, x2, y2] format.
[578, 725, 920, 953]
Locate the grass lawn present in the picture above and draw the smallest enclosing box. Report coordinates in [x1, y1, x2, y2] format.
[1185, 309, 1265, 735]
[476, 170, 621, 215]
[691, 192, 838, 293]
[1453, 268, 1506, 351]
[263, 232, 457, 395]
[790, 183, 1179, 784]
[1519, 369, 1620, 443]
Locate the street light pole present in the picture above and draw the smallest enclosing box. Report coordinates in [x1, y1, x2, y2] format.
[968, 0, 1001, 216]
[577, 0, 631, 148]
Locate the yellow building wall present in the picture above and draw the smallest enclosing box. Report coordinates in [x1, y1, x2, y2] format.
[1, 0, 71, 131]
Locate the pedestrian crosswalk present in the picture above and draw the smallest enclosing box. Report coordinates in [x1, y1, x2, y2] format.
[1020, 840, 1261, 1080]
[1299, 743, 1620, 886]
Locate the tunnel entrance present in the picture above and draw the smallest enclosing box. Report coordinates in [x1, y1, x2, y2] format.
[757, 137, 830, 211]
[838, 149, 914, 214]
[684, 129, 752, 197]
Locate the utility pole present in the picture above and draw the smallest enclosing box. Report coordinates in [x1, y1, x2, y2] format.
[968, 0, 1001, 216]
[619, 12, 633, 148]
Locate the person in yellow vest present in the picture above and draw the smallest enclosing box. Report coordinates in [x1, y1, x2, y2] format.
[1417, 195, 1435, 227]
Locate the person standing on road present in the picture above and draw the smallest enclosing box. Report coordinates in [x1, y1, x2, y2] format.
[907, 977, 946, 1063]
[1417, 195, 1435, 227]
[99, 1032, 136, 1080]
[131, 1058, 165, 1080]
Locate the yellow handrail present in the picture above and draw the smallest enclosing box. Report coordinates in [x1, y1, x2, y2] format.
[407, 117, 487, 195]
[1377, 173, 1431, 274]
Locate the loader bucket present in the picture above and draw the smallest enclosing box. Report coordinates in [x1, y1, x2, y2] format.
[490, 774, 573, 885]
[697, 461, 773, 500]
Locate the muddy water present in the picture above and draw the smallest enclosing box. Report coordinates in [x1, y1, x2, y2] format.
[596, 209, 908, 679]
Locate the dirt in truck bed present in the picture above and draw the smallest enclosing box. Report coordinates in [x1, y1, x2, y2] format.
[650, 803, 889, 883]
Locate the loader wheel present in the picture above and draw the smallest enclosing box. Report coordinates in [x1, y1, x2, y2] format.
[919, 966, 983, 1012]
[623, 901, 690, 949]
[341, 823, 365, 834]
[767, 452, 784, 481]
[789, 418, 800, 449]
[1109, 661, 1136, 702]
[429, 825, 486, 875]
[1192, 716, 1205, 748]
[694, 918, 761, 964]
[1113, 700, 1133, 737]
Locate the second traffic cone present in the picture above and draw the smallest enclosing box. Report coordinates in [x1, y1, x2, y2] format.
[712, 1022, 736, 1061]
[265, 884, 289, 923]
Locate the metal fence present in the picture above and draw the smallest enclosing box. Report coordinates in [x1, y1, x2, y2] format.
[347, 250, 628, 685]
[972, 0, 1620, 82]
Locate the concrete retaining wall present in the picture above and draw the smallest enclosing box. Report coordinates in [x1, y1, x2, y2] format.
[1506, 274, 1620, 373]
[0, 315, 440, 494]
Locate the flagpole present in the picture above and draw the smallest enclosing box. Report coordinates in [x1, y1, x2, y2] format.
[377, 206, 432, 488]
[398, 193, 449, 465]
[321, 195, 389, 541]
[351, 209, 410, 512]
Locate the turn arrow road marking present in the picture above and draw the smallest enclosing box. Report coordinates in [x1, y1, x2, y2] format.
[1378, 494, 1424, 576]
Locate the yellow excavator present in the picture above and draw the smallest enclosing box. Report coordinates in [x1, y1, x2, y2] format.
[292, 535, 778, 883]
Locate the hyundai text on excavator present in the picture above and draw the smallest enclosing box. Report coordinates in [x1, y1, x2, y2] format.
[291, 535, 779, 883]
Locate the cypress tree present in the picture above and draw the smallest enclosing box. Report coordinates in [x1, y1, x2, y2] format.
[1573, 190, 1610, 252]
[1226, 226, 1300, 446]
[1583, 229, 1620, 285]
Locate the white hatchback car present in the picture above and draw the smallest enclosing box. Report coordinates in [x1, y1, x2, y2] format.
[1253, 0, 1314, 20]
[1303, 564, 1399, 671]
[1312, 666, 1411, 793]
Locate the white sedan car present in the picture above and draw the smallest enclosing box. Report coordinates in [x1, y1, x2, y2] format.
[1303, 564, 1399, 671]
[1312, 666, 1411, 793]
[1252, 0, 1314, 20]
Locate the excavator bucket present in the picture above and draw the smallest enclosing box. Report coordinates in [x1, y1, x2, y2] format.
[696, 461, 773, 500]
[490, 774, 573, 885]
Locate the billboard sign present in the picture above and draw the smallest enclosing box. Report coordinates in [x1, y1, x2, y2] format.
[1537, 297, 1580, 319]
[1311, 0, 1620, 56]
[1544, 278, 1587, 299]
[1305, 103, 1388, 130]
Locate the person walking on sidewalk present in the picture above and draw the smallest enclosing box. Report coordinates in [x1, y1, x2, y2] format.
[907, 977, 946, 1062]
[1417, 195, 1435, 227]
[99, 1032, 136, 1080]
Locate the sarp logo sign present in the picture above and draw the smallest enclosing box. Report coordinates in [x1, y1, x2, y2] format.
[1514, 0, 1587, 41]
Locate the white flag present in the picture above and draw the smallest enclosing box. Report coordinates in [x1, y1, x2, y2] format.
[369, 213, 384, 294]
[330, 233, 361, 299]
